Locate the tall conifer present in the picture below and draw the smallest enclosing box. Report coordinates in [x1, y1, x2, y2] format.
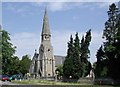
[72, 32, 82, 79]
[63, 35, 74, 79]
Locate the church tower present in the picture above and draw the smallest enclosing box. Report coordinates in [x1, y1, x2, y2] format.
[38, 8, 55, 78]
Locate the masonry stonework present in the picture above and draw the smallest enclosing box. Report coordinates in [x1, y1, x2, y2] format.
[30, 9, 55, 79]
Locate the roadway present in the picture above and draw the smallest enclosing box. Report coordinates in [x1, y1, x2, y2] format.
[0, 80, 20, 86]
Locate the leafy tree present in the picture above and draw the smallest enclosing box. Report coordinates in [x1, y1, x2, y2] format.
[95, 3, 120, 79]
[114, 4, 120, 79]
[1, 29, 16, 75]
[1, 28, 32, 76]
[20, 55, 31, 76]
[0, 25, 2, 74]
[102, 3, 120, 79]
[9, 56, 21, 75]
[55, 64, 63, 79]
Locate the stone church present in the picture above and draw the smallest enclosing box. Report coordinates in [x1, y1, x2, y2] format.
[29, 9, 65, 79]
[29, 9, 55, 79]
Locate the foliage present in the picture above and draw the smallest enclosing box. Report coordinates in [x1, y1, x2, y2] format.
[0, 26, 2, 74]
[63, 31, 92, 79]
[63, 35, 74, 79]
[20, 55, 31, 76]
[80, 29, 92, 77]
[9, 56, 21, 75]
[95, 3, 120, 80]
[55, 64, 63, 78]
[72, 32, 82, 79]
[103, 3, 120, 79]
[1, 28, 31, 76]
[1, 29, 16, 75]
[95, 46, 106, 78]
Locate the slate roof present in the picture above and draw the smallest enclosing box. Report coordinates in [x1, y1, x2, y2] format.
[54, 55, 65, 67]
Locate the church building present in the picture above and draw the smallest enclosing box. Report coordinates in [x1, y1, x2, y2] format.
[29, 8, 55, 79]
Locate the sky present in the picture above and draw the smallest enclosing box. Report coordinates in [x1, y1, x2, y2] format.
[1, 1, 120, 64]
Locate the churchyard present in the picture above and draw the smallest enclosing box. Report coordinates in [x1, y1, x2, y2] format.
[10, 79, 119, 87]
[1, 2, 120, 87]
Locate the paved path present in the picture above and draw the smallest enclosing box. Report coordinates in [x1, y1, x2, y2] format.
[0, 80, 20, 86]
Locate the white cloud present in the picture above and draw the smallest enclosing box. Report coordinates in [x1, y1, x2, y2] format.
[52, 29, 76, 55]
[48, 2, 67, 12]
[91, 31, 103, 45]
[72, 15, 80, 20]
[90, 31, 104, 63]
[11, 32, 40, 59]
[31, 2, 69, 12]
[96, 2, 115, 8]
[52, 30, 104, 64]
[11, 30, 103, 63]
[4, 2, 117, 16]
[31, 2, 115, 12]
[5, 3, 34, 16]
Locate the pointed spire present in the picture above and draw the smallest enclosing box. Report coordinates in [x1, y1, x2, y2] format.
[41, 8, 51, 36]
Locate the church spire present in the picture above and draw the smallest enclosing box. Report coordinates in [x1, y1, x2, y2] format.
[41, 8, 51, 36]
[30, 7, 55, 79]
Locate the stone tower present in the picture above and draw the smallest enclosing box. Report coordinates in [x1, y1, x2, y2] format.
[37, 8, 55, 78]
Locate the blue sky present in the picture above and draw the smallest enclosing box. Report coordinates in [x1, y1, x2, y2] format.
[2, 1, 120, 63]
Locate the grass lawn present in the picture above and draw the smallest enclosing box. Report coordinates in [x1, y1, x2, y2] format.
[11, 79, 119, 87]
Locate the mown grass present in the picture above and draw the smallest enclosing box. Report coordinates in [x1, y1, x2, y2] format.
[12, 79, 82, 85]
[11, 79, 119, 87]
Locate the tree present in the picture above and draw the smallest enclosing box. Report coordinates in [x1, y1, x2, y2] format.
[95, 46, 108, 78]
[102, 3, 120, 79]
[72, 32, 82, 79]
[80, 29, 92, 77]
[95, 46, 103, 78]
[63, 30, 92, 79]
[63, 35, 74, 79]
[20, 55, 31, 76]
[9, 56, 21, 75]
[0, 25, 2, 74]
[63, 33, 82, 79]
[1, 28, 32, 75]
[1, 29, 16, 75]
[55, 64, 63, 79]
[83, 29, 91, 60]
